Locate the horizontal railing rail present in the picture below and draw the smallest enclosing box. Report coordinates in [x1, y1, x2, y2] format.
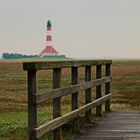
[36, 77, 111, 104]
[35, 94, 111, 138]
[23, 60, 112, 140]
[23, 60, 112, 70]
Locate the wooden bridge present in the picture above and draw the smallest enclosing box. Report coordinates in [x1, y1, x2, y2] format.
[74, 110, 140, 140]
[23, 60, 140, 140]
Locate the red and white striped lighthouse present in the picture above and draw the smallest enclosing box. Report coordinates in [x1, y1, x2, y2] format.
[40, 20, 59, 56]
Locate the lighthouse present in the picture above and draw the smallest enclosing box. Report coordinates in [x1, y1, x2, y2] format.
[40, 20, 63, 57]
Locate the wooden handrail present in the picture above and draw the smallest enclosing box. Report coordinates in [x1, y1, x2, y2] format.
[35, 93, 111, 138]
[23, 60, 112, 140]
[23, 60, 112, 70]
[36, 77, 111, 104]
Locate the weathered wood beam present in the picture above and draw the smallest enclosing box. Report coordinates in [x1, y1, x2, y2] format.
[53, 68, 62, 140]
[23, 60, 112, 71]
[85, 66, 92, 122]
[27, 70, 38, 140]
[36, 77, 111, 104]
[105, 64, 111, 112]
[71, 67, 79, 132]
[96, 65, 102, 117]
[35, 94, 111, 139]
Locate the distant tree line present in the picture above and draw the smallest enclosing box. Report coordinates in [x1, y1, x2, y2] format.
[2, 53, 40, 59]
[2, 53, 67, 59]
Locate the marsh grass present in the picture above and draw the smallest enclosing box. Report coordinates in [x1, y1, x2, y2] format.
[1, 59, 140, 139]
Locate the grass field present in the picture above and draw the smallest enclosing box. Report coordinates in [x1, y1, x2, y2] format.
[1, 59, 140, 139]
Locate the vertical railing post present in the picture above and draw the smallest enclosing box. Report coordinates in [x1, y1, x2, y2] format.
[27, 70, 38, 140]
[85, 66, 92, 122]
[105, 64, 111, 112]
[96, 65, 102, 117]
[71, 67, 79, 132]
[53, 68, 62, 140]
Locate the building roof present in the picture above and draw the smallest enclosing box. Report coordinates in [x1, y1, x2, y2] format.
[40, 46, 59, 55]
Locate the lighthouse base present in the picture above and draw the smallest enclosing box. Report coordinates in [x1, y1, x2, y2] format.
[42, 54, 66, 59]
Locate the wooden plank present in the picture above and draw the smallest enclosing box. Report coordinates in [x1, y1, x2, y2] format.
[74, 111, 140, 140]
[36, 77, 111, 104]
[105, 64, 111, 112]
[96, 65, 102, 117]
[71, 67, 79, 132]
[71, 67, 78, 110]
[27, 70, 38, 140]
[35, 94, 111, 138]
[85, 66, 92, 122]
[53, 68, 62, 140]
[23, 60, 112, 70]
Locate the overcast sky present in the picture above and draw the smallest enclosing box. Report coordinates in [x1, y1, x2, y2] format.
[0, 0, 140, 58]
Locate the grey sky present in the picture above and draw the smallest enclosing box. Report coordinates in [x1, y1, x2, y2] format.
[0, 0, 140, 58]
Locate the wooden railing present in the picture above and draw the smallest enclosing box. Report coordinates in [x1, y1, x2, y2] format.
[23, 60, 112, 140]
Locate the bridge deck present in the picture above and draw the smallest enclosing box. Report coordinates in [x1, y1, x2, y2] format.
[74, 111, 140, 140]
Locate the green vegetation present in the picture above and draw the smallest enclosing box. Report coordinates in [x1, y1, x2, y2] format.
[2, 53, 67, 59]
[111, 60, 140, 109]
[0, 112, 27, 139]
[1, 59, 140, 139]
